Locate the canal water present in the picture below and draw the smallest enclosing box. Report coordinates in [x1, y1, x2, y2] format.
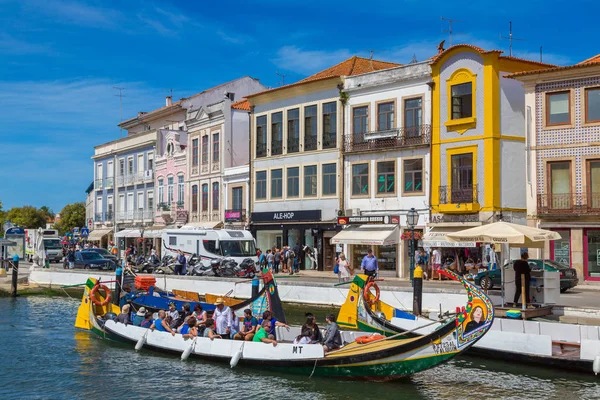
[1, 296, 600, 400]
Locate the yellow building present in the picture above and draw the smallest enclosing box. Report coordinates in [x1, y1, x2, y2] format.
[428, 45, 553, 247]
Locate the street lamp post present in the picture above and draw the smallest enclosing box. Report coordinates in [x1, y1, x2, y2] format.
[406, 208, 419, 285]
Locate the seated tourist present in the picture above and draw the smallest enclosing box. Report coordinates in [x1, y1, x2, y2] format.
[140, 312, 153, 328]
[132, 307, 147, 326]
[167, 302, 180, 328]
[293, 329, 313, 345]
[116, 304, 131, 324]
[233, 309, 258, 341]
[302, 313, 323, 344]
[192, 304, 208, 326]
[258, 311, 289, 340]
[203, 318, 222, 340]
[150, 310, 176, 336]
[230, 308, 240, 339]
[253, 320, 278, 346]
[322, 313, 342, 353]
[175, 303, 193, 332]
[180, 316, 198, 339]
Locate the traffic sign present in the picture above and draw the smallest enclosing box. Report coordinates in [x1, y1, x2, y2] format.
[72, 227, 79, 234]
[87, 218, 93, 230]
[81, 228, 89, 237]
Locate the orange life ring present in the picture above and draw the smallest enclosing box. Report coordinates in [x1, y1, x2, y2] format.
[363, 281, 380, 306]
[90, 283, 112, 306]
[356, 334, 385, 344]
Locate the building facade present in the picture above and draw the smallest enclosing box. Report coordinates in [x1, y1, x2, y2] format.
[339, 61, 432, 277]
[512, 54, 600, 281]
[247, 56, 400, 271]
[223, 164, 250, 229]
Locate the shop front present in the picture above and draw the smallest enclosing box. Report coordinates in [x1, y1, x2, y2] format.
[331, 215, 401, 277]
[250, 210, 338, 271]
[422, 225, 480, 277]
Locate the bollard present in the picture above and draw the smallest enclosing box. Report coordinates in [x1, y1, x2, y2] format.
[412, 265, 423, 316]
[114, 266, 123, 306]
[11, 254, 19, 297]
[251, 278, 259, 299]
[521, 274, 526, 311]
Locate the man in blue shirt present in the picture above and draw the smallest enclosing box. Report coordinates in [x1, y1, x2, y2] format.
[361, 248, 378, 278]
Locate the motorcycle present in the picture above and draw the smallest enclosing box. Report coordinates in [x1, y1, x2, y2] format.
[189, 259, 215, 276]
[212, 257, 256, 278]
[140, 255, 160, 274]
[155, 255, 176, 275]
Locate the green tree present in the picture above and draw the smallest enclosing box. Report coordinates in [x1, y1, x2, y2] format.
[54, 202, 86, 235]
[39, 206, 55, 221]
[6, 206, 47, 229]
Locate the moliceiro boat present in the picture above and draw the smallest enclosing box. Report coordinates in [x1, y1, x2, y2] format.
[75, 271, 494, 380]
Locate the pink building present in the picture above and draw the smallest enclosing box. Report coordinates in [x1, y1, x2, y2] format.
[154, 129, 189, 226]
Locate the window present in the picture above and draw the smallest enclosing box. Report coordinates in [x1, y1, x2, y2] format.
[352, 163, 369, 196]
[304, 105, 317, 151]
[232, 187, 243, 210]
[147, 192, 153, 214]
[588, 160, 600, 208]
[202, 184, 208, 211]
[586, 88, 600, 123]
[271, 112, 283, 155]
[451, 154, 474, 203]
[167, 176, 174, 204]
[256, 115, 267, 157]
[192, 138, 199, 166]
[451, 82, 472, 119]
[169, 236, 177, 246]
[107, 196, 114, 217]
[377, 102, 395, 131]
[147, 153, 154, 171]
[353, 106, 369, 136]
[322, 102, 337, 149]
[546, 91, 570, 125]
[256, 171, 267, 200]
[191, 185, 198, 211]
[287, 109, 300, 153]
[304, 165, 317, 197]
[271, 169, 283, 199]
[287, 167, 299, 198]
[137, 192, 144, 211]
[377, 161, 395, 194]
[178, 175, 184, 204]
[119, 159, 125, 176]
[201, 136, 208, 164]
[137, 154, 144, 173]
[212, 182, 219, 210]
[128, 157, 134, 174]
[404, 97, 423, 136]
[212, 133, 220, 163]
[549, 161, 571, 209]
[203, 240, 219, 255]
[322, 163, 336, 196]
[403, 159, 423, 193]
[158, 178, 164, 204]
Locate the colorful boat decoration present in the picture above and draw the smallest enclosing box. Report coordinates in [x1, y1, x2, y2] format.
[75, 270, 494, 381]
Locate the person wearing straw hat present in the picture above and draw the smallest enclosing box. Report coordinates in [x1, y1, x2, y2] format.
[212, 297, 232, 339]
[132, 307, 147, 326]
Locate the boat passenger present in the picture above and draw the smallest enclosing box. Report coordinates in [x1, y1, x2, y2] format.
[230, 308, 240, 339]
[301, 314, 323, 344]
[192, 304, 208, 326]
[213, 298, 232, 339]
[181, 317, 198, 339]
[175, 303, 192, 331]
[258, 311, 289, 340]
[293, 329, 312, 345]
[233, 309, 258, 341]
[132, 307, 147, 326]
[167, 302, 180, 328]
[203, 318, 222, 340]
[150, 310, 176, 336]
[116, 304, 132, 325]
[322, 313, 342, 353]
[253, 320, 278, 347]
[140, 312, 153, 329]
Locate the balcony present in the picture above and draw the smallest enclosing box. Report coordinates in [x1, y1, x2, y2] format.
[343, 125, 431, 154]
[537, 193, 600, 216]
[323, 132, 337, 149]
[271, 139, 283, 156]
[94, 212, 103, 222]
[95, 179, 103, 190]
[94, 212, 114, 223]
[116, 210, 154, 222]
[439, 185, 479, 212]
[105, 177, 114, 189]
[287, 139, 299, 153]
[304, 135, 318, 151]
[191, 165, 199, 175]
[256, 143, 267, 158]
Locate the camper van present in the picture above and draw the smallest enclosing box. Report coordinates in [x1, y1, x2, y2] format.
[161, 227, 258, 266]
[25, 229, 62, 263]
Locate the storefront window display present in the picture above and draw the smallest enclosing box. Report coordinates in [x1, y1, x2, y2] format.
[256, 230, 282, 253]
[351, 244, 397, 274]
[586, 229, 600, 278]
[550, 229, 570, 266]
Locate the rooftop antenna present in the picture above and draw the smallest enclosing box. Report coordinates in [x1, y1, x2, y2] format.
[369, 50, 374, 60]
[164, 88, 178, 98]
[410, 54, 418, 64]
[275, 71, 286, 86]
[441, 16, 460, 47]
[540, 46, 543, 63]
[113, 87, 125, 137]
[500, 21, 524, 57]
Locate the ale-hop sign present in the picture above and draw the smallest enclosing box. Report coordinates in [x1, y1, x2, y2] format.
[337, 215, 400, 225]
[251, 210, 322, 222]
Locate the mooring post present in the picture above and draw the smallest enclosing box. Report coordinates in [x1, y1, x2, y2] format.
[412, 265, 423, 316]
[251, 277, 259, 299]
[114, 265, 123, 306]
[11, 254, 19, 297]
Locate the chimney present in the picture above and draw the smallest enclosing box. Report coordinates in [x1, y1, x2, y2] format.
[166, 96, 172, 106]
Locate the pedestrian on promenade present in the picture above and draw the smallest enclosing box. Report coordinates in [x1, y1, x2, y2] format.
[360, 248, 378, 278]
[513, 252, 531, 307]
[337, 253, 351, 282]
[273, 248, 281, 273]
[266, 249, 274, 271]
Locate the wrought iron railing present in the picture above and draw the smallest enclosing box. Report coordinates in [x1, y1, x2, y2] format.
[439, 184, 479, 204]
[343, 124, 431, 153]
[256, 143, 267, 158]
[287, 139, 299, 153]
[537, 193, 600, 215]
[323, 132, 337, 149]
[271, 139, 283, 156]
[304, 135, 318, 151]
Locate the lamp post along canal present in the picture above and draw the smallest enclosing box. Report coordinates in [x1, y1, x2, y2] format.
[406, 208, 419, 286]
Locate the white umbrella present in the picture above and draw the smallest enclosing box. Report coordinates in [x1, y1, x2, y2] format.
[35, 228, 45, 268]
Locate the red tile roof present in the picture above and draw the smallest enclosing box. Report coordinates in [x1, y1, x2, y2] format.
[506, 53, 600, 79]
[430, 44, 555, 68]
[231, 99, 250, 111]
[246, 56, 400, 99]
[577, 53, 600, 65]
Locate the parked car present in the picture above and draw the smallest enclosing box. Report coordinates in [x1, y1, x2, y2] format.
[74, 251, 115, 270]
[85, 248, 118, 263]
[475, 259, 578, 292]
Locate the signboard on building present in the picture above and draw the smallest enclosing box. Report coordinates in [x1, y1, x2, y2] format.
[225, 210, 243, 223]
[251, 210, 322, 223]
[337, 215, 400, 225]
[553, 243, 570, 265]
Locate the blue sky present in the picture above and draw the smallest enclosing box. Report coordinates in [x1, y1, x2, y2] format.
[0, 0, 596, 213]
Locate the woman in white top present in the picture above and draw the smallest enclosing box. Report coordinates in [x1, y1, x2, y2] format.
[337, 253, 351, 282]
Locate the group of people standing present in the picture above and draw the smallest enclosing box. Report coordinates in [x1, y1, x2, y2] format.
[258, 244, 317, 275]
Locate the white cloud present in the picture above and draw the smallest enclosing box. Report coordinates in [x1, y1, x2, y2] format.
[272, 46, 354, 75]
[0, 33, 56, 55]
[31, 0, 124, 30]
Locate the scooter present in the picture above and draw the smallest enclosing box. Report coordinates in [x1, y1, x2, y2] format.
[212, 257, 256, 278]
[189, 259, 215, 276]
[155, 256, 176, 274]
[141, 255, 160, 273]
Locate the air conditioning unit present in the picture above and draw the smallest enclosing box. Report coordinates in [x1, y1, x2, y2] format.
[144, 170, 152, 178]
[346, 208, 360, 217]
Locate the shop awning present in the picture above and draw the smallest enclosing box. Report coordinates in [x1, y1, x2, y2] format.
[422, 227, 477, 248]
[114, 229, 140, 238]
[184, 221, 223, 229]
[331, 225, 399, 246]
[143, 228, 164, 238]
[87, 229, 112, 241]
